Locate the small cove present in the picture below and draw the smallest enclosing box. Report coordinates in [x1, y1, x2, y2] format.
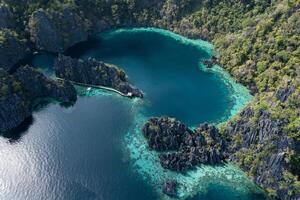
[0, 28, 265, 200]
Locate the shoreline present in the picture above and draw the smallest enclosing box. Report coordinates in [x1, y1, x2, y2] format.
[62, 28, 260, 199]
[95, 28, 260, 199]
[8, 27, 259, 199]
[124, 105, 265, 200]
[99, 28, 252, 122]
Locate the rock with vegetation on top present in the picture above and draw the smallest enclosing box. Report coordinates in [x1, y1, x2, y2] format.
[14, 65, 77, 103]
[142, 117, 225, 171]
[54, 54, 143, 98]
[0, 65, 77, 132]
[275, 85, 296, 102]
[142, 117, 193, 151]
[0, 29, 27, 71]
[29, 8, 89, 53]
[0, 68, 31, 132]
[224, 107, 297, 200]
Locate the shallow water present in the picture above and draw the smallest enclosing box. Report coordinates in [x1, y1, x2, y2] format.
[0, 28, 264, 200]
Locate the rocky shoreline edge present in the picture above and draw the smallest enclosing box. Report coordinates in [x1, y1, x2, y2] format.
[142, 117, 227, 197]
[0, 54, 143, 132]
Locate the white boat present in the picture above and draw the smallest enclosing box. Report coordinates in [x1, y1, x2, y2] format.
[87, 87, 92, 91]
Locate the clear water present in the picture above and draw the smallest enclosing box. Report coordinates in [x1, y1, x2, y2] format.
[0, 28, 264, 200]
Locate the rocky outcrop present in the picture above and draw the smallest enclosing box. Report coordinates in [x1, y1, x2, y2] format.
[14, 65, 77, 102]
[0, 29, 27, 71]
[29, 8, 89, 53]
[28, 10, 63, 53]
[0, 69, 31, 132]
[142, 117, 193, 151]
[203, 56, 219, 68]
[0, 4, 14, 29]
[226, 109, 289, 148]
[0, 65, 77, 132]
[142, 117, 225, 171]
[275, 85, 295, 102]
[54, 55, 143, 98]
[162, 180, 178, 197]
[224, 107, 297, 200]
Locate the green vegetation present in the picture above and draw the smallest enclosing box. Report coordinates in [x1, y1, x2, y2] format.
[180, 3, 300, 197]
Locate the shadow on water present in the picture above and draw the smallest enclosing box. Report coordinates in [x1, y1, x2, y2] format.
[1, 116, 34, 143]
[64, 36, 103, 58]
[33, 98, 76, 111]
[1, 99, 76, 143]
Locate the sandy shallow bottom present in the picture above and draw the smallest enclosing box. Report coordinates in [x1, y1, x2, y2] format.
[124, 105, 262, 200]
[78, 87, 261, 199]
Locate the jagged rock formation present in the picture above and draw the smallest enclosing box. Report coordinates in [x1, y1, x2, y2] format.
[0, 29, 27, 71]
[0, 4, 14, 29]
[28, 8, 89, 53]
[224, 107, 297, 200]
[142, 117, 225, 171]
[0, 66, 77, 132]
[54, 55, 143, 98]
[142, 117, 193, 151]
[275, 85, 296, 103]
[0, 69, 31, 132]
[14, 66, 77, 102]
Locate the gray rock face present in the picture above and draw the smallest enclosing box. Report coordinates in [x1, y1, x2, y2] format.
[143, 117, 225, 171]
[275, 85, 295, 102]
[54, 55, 143, 98]
[225, 108, 288, 149]
[0, 65, 77, 132]
[14, 65, 77, 102]
[0, 30, 27, 71]
[0, 5, 14, 29]
[29, 8, 89, 53]
[0, 69, 31, 132]
[29, 10, 64, 53]
[142, 117, 193, 151]
[225, 107, 296, 199]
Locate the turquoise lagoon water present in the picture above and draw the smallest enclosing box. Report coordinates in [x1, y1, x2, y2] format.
[0, 28, 264, 200]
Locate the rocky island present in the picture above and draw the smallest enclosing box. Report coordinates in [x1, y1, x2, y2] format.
[143, 117, 225, 172]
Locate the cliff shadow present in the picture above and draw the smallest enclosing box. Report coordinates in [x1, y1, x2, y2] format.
[0, 116, 34, 143]
[64, 36, 102, 58]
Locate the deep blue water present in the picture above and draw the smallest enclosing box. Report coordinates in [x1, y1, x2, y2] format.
[67, 29, 232, 125]
[0, 28, 265, 200]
